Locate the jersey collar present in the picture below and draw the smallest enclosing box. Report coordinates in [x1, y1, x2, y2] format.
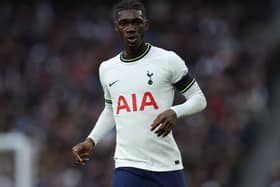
[120, 43, 151, 63]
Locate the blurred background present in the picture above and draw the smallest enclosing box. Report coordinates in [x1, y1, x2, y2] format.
[0, 0, 279, 187]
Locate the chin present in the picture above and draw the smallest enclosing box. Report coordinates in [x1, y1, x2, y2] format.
[126, 44, 137, 49]
[127, 43, 137, 47]
[127, 41, 141, 48]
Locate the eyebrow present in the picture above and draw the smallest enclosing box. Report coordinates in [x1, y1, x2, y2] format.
[118, 17, 144, 22]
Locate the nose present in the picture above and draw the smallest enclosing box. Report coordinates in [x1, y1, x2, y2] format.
[125, 23, 136, 32]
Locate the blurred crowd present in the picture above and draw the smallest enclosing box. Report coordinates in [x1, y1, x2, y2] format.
[0, 0, 279, 187]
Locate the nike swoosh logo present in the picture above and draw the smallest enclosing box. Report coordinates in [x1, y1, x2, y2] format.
[109, 80, 119, 87]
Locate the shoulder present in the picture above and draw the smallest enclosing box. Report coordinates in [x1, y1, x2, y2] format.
[151, 45, 188, 72]
[99, 54, 121, 73]
[150, 44, 182, 61]
[150, 44, 175, 56]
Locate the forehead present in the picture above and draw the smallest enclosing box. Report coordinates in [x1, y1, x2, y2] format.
[117, 9, 144, 21]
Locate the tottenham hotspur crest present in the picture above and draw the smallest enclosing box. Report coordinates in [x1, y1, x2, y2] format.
[147, 71, 154, 85]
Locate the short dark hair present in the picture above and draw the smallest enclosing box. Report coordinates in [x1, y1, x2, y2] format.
[113, 0, 146, 20]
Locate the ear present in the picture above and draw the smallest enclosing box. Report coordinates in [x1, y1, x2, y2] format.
[114, 22, 119, 32]
[144, 18, 149, 31]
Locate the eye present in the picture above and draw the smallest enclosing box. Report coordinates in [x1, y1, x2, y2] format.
[133, 19, 144, 25]
[118, 20, 128, 26]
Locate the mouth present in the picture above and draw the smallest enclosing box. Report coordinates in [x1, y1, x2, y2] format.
[127, 36, 137, 44]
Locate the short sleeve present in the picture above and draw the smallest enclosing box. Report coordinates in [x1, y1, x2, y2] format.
[168, 51, 195, 93]
[168, 51, 189, 84]
[99, 64, 112, 104]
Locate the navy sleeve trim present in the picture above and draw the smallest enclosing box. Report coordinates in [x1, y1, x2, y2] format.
[173, 74, 195, 93]
[105, 99, 112, 104]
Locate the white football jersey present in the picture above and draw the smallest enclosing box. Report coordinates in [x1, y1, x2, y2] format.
[99, 43, 191, 171]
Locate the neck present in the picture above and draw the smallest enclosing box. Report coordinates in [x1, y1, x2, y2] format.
[123, 42, 146, 59]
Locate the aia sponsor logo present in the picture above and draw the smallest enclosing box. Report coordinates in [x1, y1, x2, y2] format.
[116, 91, 158, 114]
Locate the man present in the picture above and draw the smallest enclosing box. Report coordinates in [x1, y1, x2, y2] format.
[72, 0, 207, 186]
